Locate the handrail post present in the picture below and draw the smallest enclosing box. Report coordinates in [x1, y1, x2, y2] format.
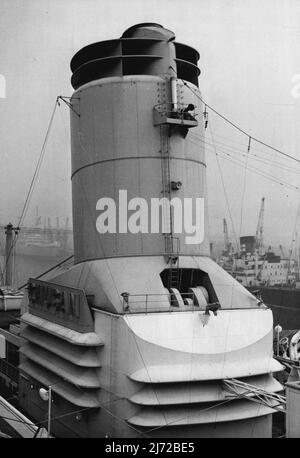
[146, 294, 148, 314]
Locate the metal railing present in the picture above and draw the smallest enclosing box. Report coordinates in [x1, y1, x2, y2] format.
[154, 102, 198, 121]
[120, 291, 265, 314]
[121, 292, 218, 314]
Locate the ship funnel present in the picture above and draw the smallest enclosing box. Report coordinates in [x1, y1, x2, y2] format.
[70, 24, 208, 264]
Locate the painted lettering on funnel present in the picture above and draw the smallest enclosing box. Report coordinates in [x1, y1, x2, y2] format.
[95, 190, 204, 245]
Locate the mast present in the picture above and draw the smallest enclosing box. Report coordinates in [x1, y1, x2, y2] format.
[4, 223, 19, 287]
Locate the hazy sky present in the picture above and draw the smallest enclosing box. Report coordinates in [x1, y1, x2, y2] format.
[0, 0, 300, 251]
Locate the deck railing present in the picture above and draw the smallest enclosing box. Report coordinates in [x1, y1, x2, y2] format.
[121, 292, 220, 314]
[120, 292, 265, 314]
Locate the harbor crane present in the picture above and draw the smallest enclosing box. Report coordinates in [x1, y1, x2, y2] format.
[255, 197, 265, 253]
[279, 244, 286, 259]
[286, 232, 297, 285]
[223, 218, 232, 255]
[47, 217, 54, 243]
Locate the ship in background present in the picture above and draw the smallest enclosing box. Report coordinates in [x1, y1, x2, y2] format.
[8, 23, 284, 438]
[219, 197, 298, 288]
[11, 211, 73, 258]
[218, 198, 300, 329]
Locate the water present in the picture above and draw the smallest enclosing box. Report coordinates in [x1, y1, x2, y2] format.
[1, 253, 71, 288]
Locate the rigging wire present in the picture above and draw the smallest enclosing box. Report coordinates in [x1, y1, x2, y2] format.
[209, 144, 300, 193]
[207, 120, 243, 388]
[191, 131, 300, 176]
[17, 99, 59, 229]
[181, 80, 300, 165]
[57, 95, 80, 118]
[17, 254, 74, 290]
[217, 152, 300, 194]
[286, 198, 300, 282]
[183, 77, 300, 272]
[238, 137, 251, 242]
[144, 398, 234, 434]
[1, 98, 60, 285]
[192, 129, 300, 170]
[182, 79, 300, 290]
[208, 124, 239, 252]
[188, 132, 300, 193]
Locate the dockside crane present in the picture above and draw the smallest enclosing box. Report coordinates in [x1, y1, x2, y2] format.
[47, 217, 54, 243]
[279, 244, 286, 259]
[61, 216, 69, 251]
[255, 197, 265, 254]
[286, 232, 297, 285]
[223, 218, 231, 255]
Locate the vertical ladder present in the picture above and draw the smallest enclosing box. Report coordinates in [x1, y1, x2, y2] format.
[160, 124, 173, 257]
[168, 260, 181, 289]
[160, 115, 180, 290]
